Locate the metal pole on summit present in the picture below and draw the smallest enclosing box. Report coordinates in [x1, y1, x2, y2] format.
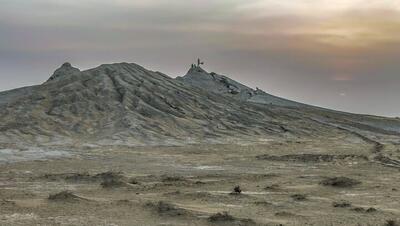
[197, 58, 204, 67]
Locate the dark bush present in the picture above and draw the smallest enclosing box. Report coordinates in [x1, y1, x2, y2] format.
[333, 200, 352, 208]
[48, 191, 81, 202]
[209, 212, 235, 222]
[146, 201, 189, 217]
[385, 220, 398, 226]
[291, 194, 307, 201]
[320, 177, 360, 188]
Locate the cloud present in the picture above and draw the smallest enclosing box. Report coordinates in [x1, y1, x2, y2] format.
[333, 75, 354, 81]
[235, 0, 400, 16]
[0, 0, 399, 116]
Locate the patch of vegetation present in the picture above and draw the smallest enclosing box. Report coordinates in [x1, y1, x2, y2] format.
[94, 171, 128, 188]
[40, 171, 127, 185]
[230, 185, 242, 195]
[275, 211, 298, 217]
[146, 201, 190, 217]
[332, 200, 352, 208]
[0, 199, 16, 206]
[101, 178, 126, 188]
[64, 172, 92, 182]
[128, 178, 139, 184]
[254, 201, 273, 206]
[256, 154, 367, 163]
[181, 191, 216, 200]
[48, 191, 81, 202]
[264, 184, 280, 191]
[114, 199, 133, 206]
[351, 207, 377, 213]
[352, 207, 365, 212]
[366, 207, 377, 213]
[161, 175, 186, 183]
[320, 177, 361, 188]
[291, 194, 307, 201]
[374, 155, 400, 167]
[163, 190, 181, 196]
[385, 220, 398, 226]
[40, 172, 91, 182]
[208, 212, 235, 222]
[208, 212, 256, 225]
[40, 173, 65, 181]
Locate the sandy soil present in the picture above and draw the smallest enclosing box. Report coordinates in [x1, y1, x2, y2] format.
[1, 139, 399, 226]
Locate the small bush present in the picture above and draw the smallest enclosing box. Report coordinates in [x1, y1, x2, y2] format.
[366, 207, 377, 213]
[320, 177, 360, 188]
[352, 207, 366, 212]
[234, 186, 242, 193]
[48, 191, 81, 202]
[385, 220, 398, 226]
[146, 201, 189, 217]
[333, 200, 352, 208]
[0, 199, 16, 206]
[209, 212, 235, 222]
[101, 179, 126, 188]
[128, 178, 139, 184]
[65, 172, 92, 182]
[264, 184, 280, 191]
[230, 185, 242, 195]
[254, 201, 273, 206]
[351, 207, 377, 213]
[291, 194, 307, 201]
[161, 175, 186, 183]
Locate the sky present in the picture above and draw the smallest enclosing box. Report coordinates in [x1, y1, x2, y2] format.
[1, 0, 399, 117]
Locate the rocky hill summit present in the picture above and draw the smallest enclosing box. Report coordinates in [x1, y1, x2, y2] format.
[0, 62, 399, 148]
[47, 62, 81, 82]
[178, 65, 303, 107]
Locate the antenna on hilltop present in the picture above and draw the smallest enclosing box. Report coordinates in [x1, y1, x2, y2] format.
[191, 58, 205, 69]
[197, 58, 204, 67]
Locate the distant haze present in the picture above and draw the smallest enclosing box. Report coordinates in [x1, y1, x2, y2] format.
[1, 0, 399, 117]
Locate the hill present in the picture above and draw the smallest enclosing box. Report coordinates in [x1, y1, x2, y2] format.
[0, 62, 399, 152]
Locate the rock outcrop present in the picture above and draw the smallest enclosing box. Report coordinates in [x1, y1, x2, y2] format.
[47, 62, 81, 82]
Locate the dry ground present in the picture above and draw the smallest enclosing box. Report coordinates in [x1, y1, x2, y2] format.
[1, 138, 400, 226]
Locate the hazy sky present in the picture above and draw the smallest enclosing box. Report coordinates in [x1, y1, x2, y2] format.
[1, 0, 400, 116]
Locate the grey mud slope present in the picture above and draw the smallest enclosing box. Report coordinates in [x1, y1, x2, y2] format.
[1, 62, 399, 149]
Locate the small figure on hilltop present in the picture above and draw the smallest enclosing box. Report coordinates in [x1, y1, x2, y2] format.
[190, 59, 205, 72]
